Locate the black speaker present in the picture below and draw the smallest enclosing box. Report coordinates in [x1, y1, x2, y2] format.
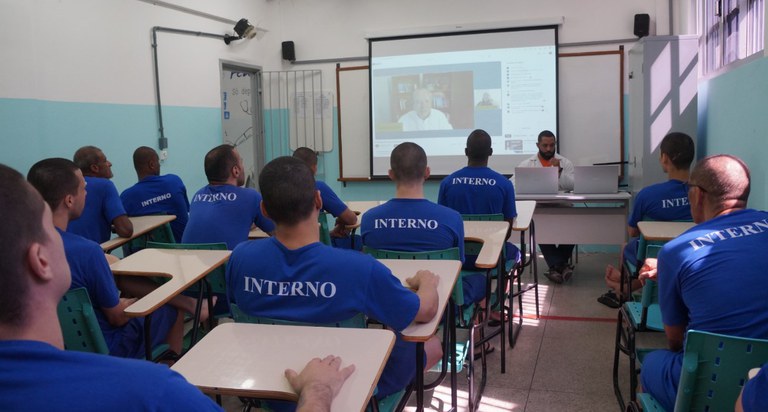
[634, 14, 650, 38]
[281, 41, 296, 62]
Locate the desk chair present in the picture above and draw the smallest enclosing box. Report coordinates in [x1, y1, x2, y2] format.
[230, 304, 400, 412]
[57, 287, 171, 361]
[145, 241, 227, 349]
[364, 246, 485, 412]
[319, 211, 332, 246]
[628, 330, 768, 412]
[613, 243, 664, 410]
[122, 217, 176, 256]
[57, 288, 110, 355]
[460, 213, 520, 371]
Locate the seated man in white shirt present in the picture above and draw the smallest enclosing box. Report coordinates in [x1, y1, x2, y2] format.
[398, 88, 452, 131]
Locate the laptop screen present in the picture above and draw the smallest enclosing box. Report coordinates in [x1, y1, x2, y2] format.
[573, 165, 618, 194]
[514, 167, 559, 194]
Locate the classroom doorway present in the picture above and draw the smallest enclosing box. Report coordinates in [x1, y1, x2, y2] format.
[220, 61, 264, 189]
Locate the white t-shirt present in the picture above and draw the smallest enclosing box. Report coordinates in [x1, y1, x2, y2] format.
[398, 109, 452, 131]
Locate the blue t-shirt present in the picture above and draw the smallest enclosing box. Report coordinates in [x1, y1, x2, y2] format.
[438, 166, 517, 220]
[120, 174, 190, 242]
[742, 363, 768, 412]
[59, 228, 176, 358]
[67, 176, 127, 243]
[628, 179, 691, 228]
[182, 184, 275, 250]
[316, 180, 348, 218]
[438, 166, 519, 266]
[0, 340, 220, 411]
[642, 209, 768, 410]
[657, 209, 768, 335]
[226, 237, 420, 397]
[625, 179, 692, 265]
[361, 198, 465, 262]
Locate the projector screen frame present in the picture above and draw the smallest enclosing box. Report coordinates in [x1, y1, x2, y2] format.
[367, 24, 561, 179]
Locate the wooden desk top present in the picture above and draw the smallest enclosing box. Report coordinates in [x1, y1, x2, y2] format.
[100, 215, 176, 252]
[346, 200, 385, 229]
[463, 221, 509, 269]
[513, 200, 536, 231]
[248, 227, 270, 239]
[172, 322, 395, 412]
[637, 221, 695, 241]
[379, 259, 461, 341]
[110, 248, 230, 316]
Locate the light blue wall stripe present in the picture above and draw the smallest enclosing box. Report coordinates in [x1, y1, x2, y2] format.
[0, 98, 221, 193]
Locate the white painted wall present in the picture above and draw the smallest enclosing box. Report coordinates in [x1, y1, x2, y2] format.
[1, 0, 671, 109]
[0, 0, 274, 107]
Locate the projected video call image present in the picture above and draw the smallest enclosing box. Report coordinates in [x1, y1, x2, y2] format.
[369, 26, 558, 176]
[374, 71, 475, 132]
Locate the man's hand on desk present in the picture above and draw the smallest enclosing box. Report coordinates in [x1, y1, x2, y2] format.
[406, 270, 439, 291]
[639, 258, 658, 284]
[285, 355, 355, 412]
[330, 224, 350, 238]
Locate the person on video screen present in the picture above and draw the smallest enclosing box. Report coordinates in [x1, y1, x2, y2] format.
[398, 88, 452, 131]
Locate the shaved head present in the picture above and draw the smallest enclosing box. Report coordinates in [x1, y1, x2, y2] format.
[690, 155, 750, 205]
[466, 129, 492, 162]
[390, 142, 427, 184]
[133, 146, 160, 176]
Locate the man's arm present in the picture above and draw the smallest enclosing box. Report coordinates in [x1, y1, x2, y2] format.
[405, 270, 440, 323]
[664, 324, 686, 352]
[101, 297, 137, 327]
[285, 355, 355, 412]
[330, 208, 357, 237]
[112, 214, 134, 238]
[627, 225, 640, 238]
[560, 158, 575, 191]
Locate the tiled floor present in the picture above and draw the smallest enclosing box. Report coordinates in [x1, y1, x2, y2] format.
[218, 252, 666, 412]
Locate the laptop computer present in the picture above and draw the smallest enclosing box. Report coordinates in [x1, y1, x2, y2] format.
[573, 165, 618, 194]
[514, 167, 559, 194]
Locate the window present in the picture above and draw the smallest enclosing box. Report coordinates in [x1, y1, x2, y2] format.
[698, 0, 764, 75]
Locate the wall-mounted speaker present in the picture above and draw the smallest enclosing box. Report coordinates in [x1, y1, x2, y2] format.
[281, 41, 296, 62]
[634, 14, 650, 38]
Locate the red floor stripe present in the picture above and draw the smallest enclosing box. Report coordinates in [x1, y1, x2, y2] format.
[512, 313, 617, 323]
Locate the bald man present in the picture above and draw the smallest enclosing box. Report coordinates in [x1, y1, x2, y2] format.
[67, 146, 133, 243]
[639, 154, 768, 410]
[120, 146, 190, 242]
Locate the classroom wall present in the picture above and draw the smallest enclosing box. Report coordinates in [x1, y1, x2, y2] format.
[1, 0, 672, 202]
[269, 0, 672, 201]
[0, 0, 276, 192]
[698, 55, 768, 210]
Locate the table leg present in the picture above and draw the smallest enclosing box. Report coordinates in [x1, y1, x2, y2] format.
[416, 341, 424, 412]
[144, 314, 152, 360]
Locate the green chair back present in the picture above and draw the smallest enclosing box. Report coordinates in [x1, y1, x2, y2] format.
[124, 219, 176, 255]
[230, 303, 366, 329]
[637, 330, 768, 412]
[57, 288, 109, 355]
[461, 213, 504, 222]
[319, 212, 332, 246]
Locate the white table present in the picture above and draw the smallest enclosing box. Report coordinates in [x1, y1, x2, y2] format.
[637, 221, 695, 242]
[516, 192, 631, 244]
[101, 215, 176, 252]
[172, 323, 395, 412]
[379, 258, 462, 412]
[110, 248, 231, 358]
